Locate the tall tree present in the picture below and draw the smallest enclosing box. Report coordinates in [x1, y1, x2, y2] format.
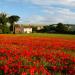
[0, 13, 9, 33]
[56, 23, 68, 33]
[8, 15, 20, 33]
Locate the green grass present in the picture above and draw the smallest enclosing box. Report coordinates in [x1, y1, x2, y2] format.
[13, 33, 75, 39]
[1, 33, 75, 39]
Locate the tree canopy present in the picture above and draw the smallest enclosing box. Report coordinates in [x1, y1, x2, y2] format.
[8, 15, 20, 33]
[0, 13, 20, 34]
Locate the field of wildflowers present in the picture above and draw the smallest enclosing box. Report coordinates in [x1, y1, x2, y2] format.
[0, 34, 75, 75]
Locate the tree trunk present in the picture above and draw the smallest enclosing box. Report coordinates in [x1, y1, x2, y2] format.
[13, 23, 15, 34]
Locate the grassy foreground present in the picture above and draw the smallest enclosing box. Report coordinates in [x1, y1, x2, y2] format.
[2, 33, 75, 39]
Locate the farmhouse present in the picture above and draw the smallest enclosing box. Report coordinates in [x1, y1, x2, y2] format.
[14, 24, 22, 34]
[23, 26, 32, 33]
[14, 24, 32, 34]
[14, 24, 75, 34]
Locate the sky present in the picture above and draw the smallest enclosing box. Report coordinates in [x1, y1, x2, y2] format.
[0, 0, 75, 24]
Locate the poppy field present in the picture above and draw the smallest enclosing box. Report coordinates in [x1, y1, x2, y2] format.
[0, 34, 75, 75]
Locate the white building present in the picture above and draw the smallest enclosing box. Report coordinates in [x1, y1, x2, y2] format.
[37, 26, 44, 30]
[23, 27, 32, 33]
[14, 24, 32, 34]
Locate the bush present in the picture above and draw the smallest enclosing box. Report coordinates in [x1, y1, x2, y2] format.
[2, 25, 10, 34]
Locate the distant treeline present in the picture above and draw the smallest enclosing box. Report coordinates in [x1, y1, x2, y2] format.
[0, 12, 75, 34]
[33, 23, 75, 34]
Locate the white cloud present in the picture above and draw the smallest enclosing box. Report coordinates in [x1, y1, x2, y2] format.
[3, 0, 75, 24]
[29, 0, 75, 6]
[24, 7, 75, 24]
[24, 14, 65, 24]
[27, 0, 75, 24]
[6, 0, 71, 6]
[24, 15, 45, 24]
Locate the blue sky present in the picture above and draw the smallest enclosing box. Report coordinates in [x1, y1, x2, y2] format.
[0, 0, 75, 24]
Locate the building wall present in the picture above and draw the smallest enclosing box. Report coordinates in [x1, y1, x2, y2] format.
[15, 27, 21, 34]
[37, 26, 44, 30]
[24, 28, 32, 33]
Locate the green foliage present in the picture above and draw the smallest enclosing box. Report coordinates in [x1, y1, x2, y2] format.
[8, 15, 20, 24]
[8, 15, 20, 33]
[0, 12, 20, 34]
[32, 26, 37, 33]
[2, 25, 10, 34]
[0, 70, 4, 75]
[0, 13, 9, 34]
[37, 23, 70, 34]
[56, 23, 68, 33]
[0, 13, 8, 25]
[43, 26, 49, 32]
[49, 25, 56, 31]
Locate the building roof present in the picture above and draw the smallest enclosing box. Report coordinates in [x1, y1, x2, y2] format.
[15, 24, 32, 28]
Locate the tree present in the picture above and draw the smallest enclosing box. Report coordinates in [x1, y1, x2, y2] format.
[0, 13, 9, 33]
[49, 25, 56, 31]
[42, 25, 56, 33]
[8, 15, 20, 33]
[56, 23, 68, 33]
[32, 26, 37, 33]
